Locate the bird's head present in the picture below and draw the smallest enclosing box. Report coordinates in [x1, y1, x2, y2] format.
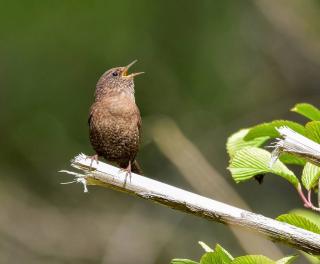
[95, 60, 144, 101]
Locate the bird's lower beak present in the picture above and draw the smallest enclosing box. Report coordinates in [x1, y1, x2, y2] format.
[126, 72, 144, 77]
[122, 60, 144, 78]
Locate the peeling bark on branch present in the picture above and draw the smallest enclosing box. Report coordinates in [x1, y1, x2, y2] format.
[60, 153, 320, 255]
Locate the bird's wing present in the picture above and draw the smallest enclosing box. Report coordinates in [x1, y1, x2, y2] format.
[88, 113, 92, 126]
[136, 107, 142, 134]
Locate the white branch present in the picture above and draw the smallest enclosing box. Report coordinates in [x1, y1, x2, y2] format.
[271, 126, 320, 166]
[60, 153, 320, 255]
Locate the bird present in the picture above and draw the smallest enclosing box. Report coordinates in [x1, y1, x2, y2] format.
[88, 60, 144, 181]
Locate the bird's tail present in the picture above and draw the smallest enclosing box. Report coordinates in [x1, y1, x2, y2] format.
[132, 160, 143, 175]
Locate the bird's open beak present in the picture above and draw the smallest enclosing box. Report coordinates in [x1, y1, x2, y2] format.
[122, 60, 144, 78]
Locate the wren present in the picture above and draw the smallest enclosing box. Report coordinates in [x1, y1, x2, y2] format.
[88, 60, 144, 179]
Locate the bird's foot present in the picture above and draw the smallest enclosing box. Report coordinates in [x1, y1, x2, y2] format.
[86, 154, 99, 170]
[120, 161, 132, 186]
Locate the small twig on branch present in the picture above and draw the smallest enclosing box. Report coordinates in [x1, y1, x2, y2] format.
[60, 153, 320, 255]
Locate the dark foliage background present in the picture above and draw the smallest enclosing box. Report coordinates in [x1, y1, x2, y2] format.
[1, 0, 320, 263]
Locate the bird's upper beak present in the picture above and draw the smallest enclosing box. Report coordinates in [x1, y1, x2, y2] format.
[122, 60, 144, 78]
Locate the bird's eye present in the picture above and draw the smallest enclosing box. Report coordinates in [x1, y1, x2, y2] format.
[112, 72, 118, 76]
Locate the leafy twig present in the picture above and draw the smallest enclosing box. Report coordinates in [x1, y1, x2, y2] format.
[271, 127, 320, 212]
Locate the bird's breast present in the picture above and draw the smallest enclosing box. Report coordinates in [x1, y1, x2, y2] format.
[89, 95, 141, 160]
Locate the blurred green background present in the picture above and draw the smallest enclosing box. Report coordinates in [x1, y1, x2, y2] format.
[1, 0, 320, 263]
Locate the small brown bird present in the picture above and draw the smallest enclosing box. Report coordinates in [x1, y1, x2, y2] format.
[88, 60, 144, 179]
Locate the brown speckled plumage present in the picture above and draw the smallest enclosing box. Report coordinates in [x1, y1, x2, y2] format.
[88, 60, 143, 174]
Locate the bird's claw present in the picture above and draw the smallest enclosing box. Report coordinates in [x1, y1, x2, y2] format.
[86, 154, 99, 170]
[120, 161, 132, 186]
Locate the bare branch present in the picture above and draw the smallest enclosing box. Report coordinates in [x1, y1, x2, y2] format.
[271, 126, 320, 166]
[60, 153, 320, 255]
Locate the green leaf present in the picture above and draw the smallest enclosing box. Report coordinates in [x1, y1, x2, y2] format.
[276, 214, 320, 234]
[171, 259, 199, 264]
[198, 241, 213, 252]
[276, 255, 298, 264]
[305, 121, 320, 143]
[226, 129, 269, 158]
[244, 120, 305, 141]
[228, 147, 299, 187]
[214, 244, 233, 262]
[200, 251, 232, 264]
[302, 162, 320, 190]
[291, 103, 320, 121]
[199, 245, 233, 264]
[290, 209, 320, 226]
[279, 153, 306, 166]
[232, 255, 275, 264]
[301, 252, 320, 264]
[200, 253, 218, 264]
